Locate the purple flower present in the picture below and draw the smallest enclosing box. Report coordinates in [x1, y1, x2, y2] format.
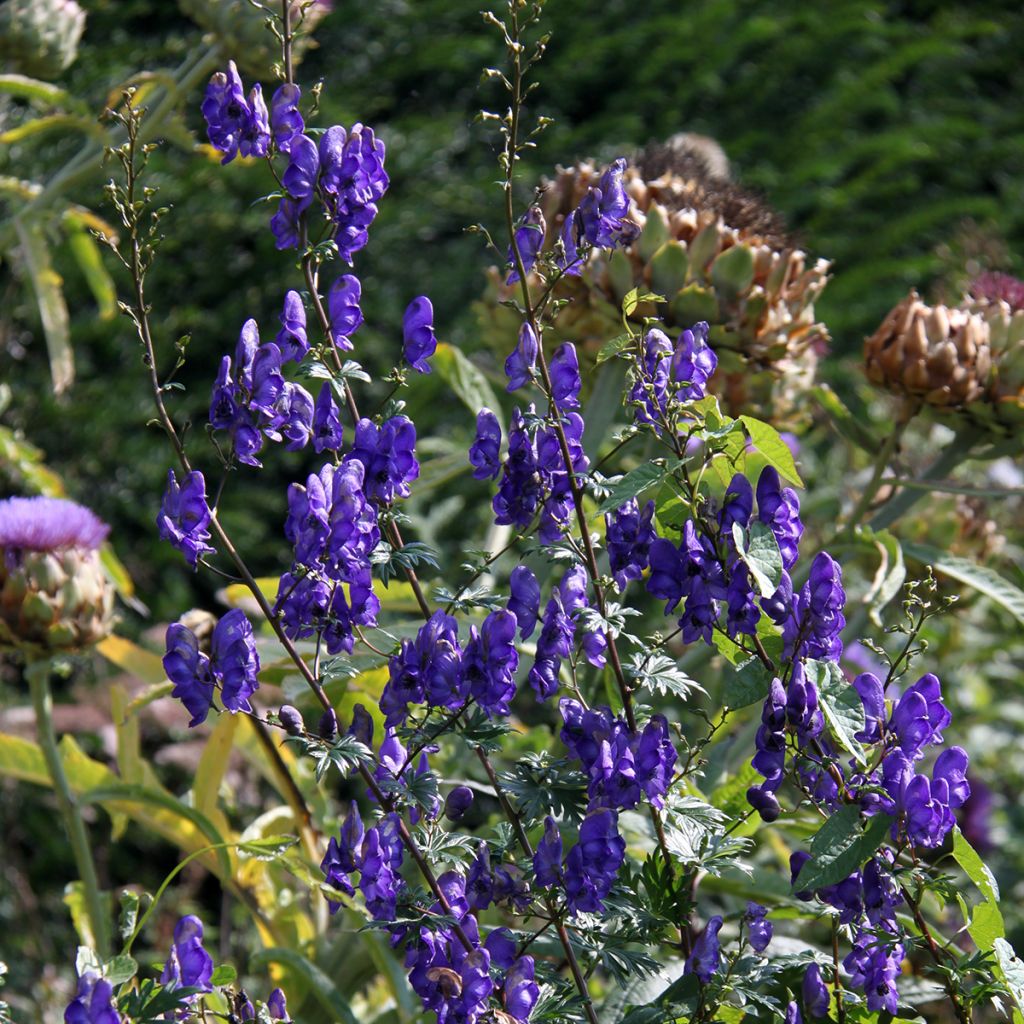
[889, 673, 951, 759]
[267, 989, 291, 1022]
[504, 957, 540, 1022]
[402, 296, 437, 374]
[271, 196, 305, 251]
[549, 342, 581, 408]
[606, 498, 656, 589]
[745, 902, 772, 952]
[380, 610, 463, 726]
[211, 609, 260, 713]
[321, 803, 363, 912]
[843, 933, 904, 1014]
[628, 328, 672, 429]
[508, 565, 540, 639]
[239, 83, 270, 159]
[670, 322, 716, 399]
[506, 323, 539, 392]
[161, 915, 214, 994]
[802, 963, 829, 1018]
[0, 496, 109, 553]
[463, 609, 519, 717]
[250, 343, 285, 418]
[64, 972, 121, 1024]
[467, 842, 494, 910]
[267, 382, 315, 451]
[507, 206, 546, 283]
[720, 473, 754, 536]
[282, 133, 320, 201]
[347, 416, 419, 505]
[564, 809, 626, 914]
[634, 714, 678, 808]
[201, 62, 249, 164]
[557, 210, 583, 276]
[756, 467, 803, 571]
[493, 407, 543, 529]
[853, 672, 886, 744]
[270, 83, 304, 152]
[328, 275, 364, 351]
[360, 825, 403, 920]
[157, 469, 215, 569]
[799, 551, 846, 661]
[533, 815, 563, 888]
[577, 158, 632, 249]
[444, 786, 474, 822]
[786, 1002, 803, 1024]
[276, 290, 308, 363]
[684, 915, 723, 984]
[312, 382, 344, 453]
[164, 623, 215, 727]
[469, 408, 502, 481]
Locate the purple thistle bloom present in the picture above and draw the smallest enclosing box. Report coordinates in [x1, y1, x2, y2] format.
[684, 915, 723, 984]
[533, 815, 563, 888]
[201, 61, 249, 164]
[328, 274, 364, 351]
[550, 342, 582, 408]
[507, 206, 546, 283]
[347, 416, 419, 505]
[402, 296, 437, 374]
[312, 382, 344, 454]
[270, 83, 304, 153]
[163, 623, 215, 727]
[64, 972, 121, 1024]
[506, 322, 539, 392]
[670, 322, 716, 399]
[0, 496, 109, 553]
[802, 963, 829, 1018]
[577, 157, 632, 249]
[161, 915, 214, 994]
[756, 467, 803, 571]
[469, 408, 502, 481]
[745, 902, 772, 952]
[276, 290, 308, 363]
[507, 565, 540, 639]
[239, 83, 270, 159]
[211, 608, 260, 713]
[157, 469, 215, 569]
[605, 498, 656, 589]
[504, 956, 540, 1022]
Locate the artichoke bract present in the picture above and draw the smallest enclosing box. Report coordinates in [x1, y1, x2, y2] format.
[0, 0, 86, 79]
[865, 277, 1024, 432]
[0, 496, 114, 654]
[480, 137, 832, 424]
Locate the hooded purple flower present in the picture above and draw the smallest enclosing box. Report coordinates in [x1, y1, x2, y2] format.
[745, 902, 772, 952]
[276, 290, 308, 363]
[557, 209, 583, 276]
[684, 916, 723, 984]
[463, 609, 519, 717]
[327, 274, 364, 351]
[506, 323, 539, 392]
[211, 609, 260, 713]
[239, 83, 270, 159]
[628, 328, 672, 429]
[161, 914, 214, 994]
[347, 416, 419, 505]
[403, 296, 437, 373]
[507, 565, 540, 639]
[606, 498, 656, 589]
[157, 469, 215, 569]
[201, 62, 249, 164]
[469, 408, 502, 481]
[64, 972, 121, 1024]
[670, 322, 716, 399]
[564, 809, 626, 914]
[270, 83, 304, 152]
[756, 467, 803, 571]
[802, 963, 829, 1018]
[504, 957, 540, 1022]
[577, 158, 632, 249]
[889, 673, 951, 759]
[507, 206, 546, 283]
[844, 934, 903, 1014]
[267, 989, 291, 1022]
[549, 342, 581, 408]
[282, 133, 320, 202]
[0, 496, 109, 553]
[320, 802, 364, 912]
[312, 382, 344, 454]
[533, 815, 564, 889]
[493, 407, 543, 529]
[164, 624, 215, 727]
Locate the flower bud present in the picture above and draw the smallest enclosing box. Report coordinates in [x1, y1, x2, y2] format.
[318, 707, 338, 742]
[278, 704, 304, 737]
[444, 785, 474, 822]
[348, 703, 374, 747]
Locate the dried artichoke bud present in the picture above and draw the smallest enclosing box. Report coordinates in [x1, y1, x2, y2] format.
[0, 0, 86, 79]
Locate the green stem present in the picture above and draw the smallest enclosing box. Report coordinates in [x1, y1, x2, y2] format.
[27, 658, 111, 959]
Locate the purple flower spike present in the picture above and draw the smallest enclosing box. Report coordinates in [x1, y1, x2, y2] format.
[507, 565, 541, 639]
[157, 469, 215, 569]
[671, 321, 716, 399]
[577, 157, 633, 249]
[161, 914, 214, 994]
[403, 295, 438, 374]
[211, 608, 260, 713]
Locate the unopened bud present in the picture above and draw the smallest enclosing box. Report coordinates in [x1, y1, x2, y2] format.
[278, 704, 304, 737]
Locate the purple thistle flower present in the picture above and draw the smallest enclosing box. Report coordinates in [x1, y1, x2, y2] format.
[507, 565, 540, 639]
[276, 290, 308, 363]
[506, 322, 539, 392]
[0, 496, 109, 553]
[802, 963, 829, 1018]
[549, 342, 581, 408]
[327, 274, 364, 352]
[402, 296, 437, 374]
[157, 469, 215, 569]
[270, 83, 304, 153]
[312, 382, 344, 453]
[161, 915, 214, 994]
[163, 623, 215, 728]
[745, 902, 772, 952]
[64, 972, 121, 1024]
[684, 915, 723, 984]
[469, 408, 502, 481]
[507, 206, 546, 283]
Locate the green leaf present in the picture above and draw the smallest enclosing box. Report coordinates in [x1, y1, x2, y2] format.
[807, 659, 867, 766]
[0, 113, 102, 144]
[117, 890, 143, 943]
[0, 73, 83, 110]
[65, 219, 117, 320]
[249, 948, 359, 1024]
[210, 964, 237, 987]
[724, 657, 773, 709]
[597, 462, 671, 515]
[237, 834, 299, 860]
[859, 527, 906, 626]
[433, 342, 503, 432]
[994, 939, 1024, 1015]
[902, 544, 1024, 628]
[103, 954, 138, 986]
[952, 826, 999, 903]
[731, 520, 783, 597]
[595, 332, 634, 364]
[738, 415, 803, 487]
[15, 217, 73, 393]
[794, 806, 893, 892]
[812, 385, 880, 454]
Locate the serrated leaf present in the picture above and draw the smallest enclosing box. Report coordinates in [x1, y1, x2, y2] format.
[597, 463, 670, 515]
[903, 544, 1024, 628]
[724, 657, 773, 708]
[794, 806, 892, 892]
[739, 415, 802, 487]
[732, 520, 783, 597]
[595, 332, 634, 364]
[103, 954, 138, 986]
[807, 659, 867, 766]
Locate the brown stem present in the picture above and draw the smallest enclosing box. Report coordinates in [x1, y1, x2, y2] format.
[903, 886, 971, 1024]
